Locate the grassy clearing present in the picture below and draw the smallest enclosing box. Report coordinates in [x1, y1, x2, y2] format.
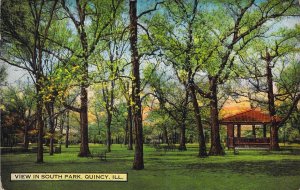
[1, 143, 300, 190]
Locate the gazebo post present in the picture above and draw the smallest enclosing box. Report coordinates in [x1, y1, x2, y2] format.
[252, 125, 256, 138]
[226, 124, 234, 149]
[263, 124, 267, 138]
[237, 124, 241, 138]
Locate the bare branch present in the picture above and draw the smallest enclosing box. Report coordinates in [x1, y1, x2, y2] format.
[138, 1, 164, 18]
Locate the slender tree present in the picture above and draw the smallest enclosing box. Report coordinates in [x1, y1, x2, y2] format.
[61, 0, 122, 157]
[145, 0, 207, 154]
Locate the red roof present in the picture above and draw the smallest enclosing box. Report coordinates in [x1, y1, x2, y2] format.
[220, 109, 281, 124]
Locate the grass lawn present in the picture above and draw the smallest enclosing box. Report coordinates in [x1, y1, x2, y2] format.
[1, 143, 300, 190]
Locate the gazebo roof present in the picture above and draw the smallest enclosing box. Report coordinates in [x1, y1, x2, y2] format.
[220, 109, 281, 124]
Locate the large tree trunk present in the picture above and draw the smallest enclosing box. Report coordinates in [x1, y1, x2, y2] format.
[78, 83, 90, 157]
[209, 78, 224, 156]
[190, 85, 207, 157]
[77, 6, 91, 155]
[265, 51, 280, 151]
[130, 0, 144, 170]
[23, 125, 29, 151]
[270, 125, 280, 150]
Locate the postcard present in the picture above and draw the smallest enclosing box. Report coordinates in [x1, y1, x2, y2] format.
[1, 0, 300, 189]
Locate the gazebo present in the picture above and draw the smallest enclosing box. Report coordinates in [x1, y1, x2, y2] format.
[220, 109, 281, 149]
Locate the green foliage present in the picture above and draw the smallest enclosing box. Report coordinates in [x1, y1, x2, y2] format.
[279, 124, 300, 143]
[1, 82, 36, 146]
[1, 82, 36, 115]
[277, 59, 300, 97]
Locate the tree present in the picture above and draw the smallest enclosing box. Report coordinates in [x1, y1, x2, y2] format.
[277, 59, 300, 135]
[150, 76, 191, 146]
[42, 56, 70, 155]
[145, 0, 207, 154]
[237, 27, 300, 150]
[1, 0, 59, 162]
[129, 0, 144, 170]
[1, 82, 36, 150]
[60, 0, 122, 157]
[119, 80, 134, 150]
[93, 12, 128, 152]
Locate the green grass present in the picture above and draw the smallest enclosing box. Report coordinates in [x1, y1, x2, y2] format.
[2, 143, 300, 190]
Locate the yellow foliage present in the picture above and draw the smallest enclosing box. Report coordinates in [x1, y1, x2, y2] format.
[88, 112, 97, 123]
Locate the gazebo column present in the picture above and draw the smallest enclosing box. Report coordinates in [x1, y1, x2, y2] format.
[252, 125, 256, 138]
[263, 124, 267, 138]
[227, 124, 234, 148]
[237, 124, 241, 138]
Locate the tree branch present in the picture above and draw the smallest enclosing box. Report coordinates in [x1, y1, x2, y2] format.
[278, 94, 300, 126]
[138, 1, 164, 18]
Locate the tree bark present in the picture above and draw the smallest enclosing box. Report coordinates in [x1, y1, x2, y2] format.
[65, 111, 69, 148]
[130, 0, 144, 170]
[208, 78, 224, 155]
[23, 125, 29, 151]
[127, 103, 133, 150]
[77, 2, 91, 156]
[36, 37, 44, 162]
[190, 84, 207, 157]
[107, 79, 115, 152]
[49, 133, 54, 155]
[179, 123, 187, 150]
[36, 81, 44, 163]
[78, 81, 90, 156]
[270, 125, 280, 150]
[178, 90, 189, 151]
[78, 21, 90, 156]
[106, 112, 112, 152]
[265, 51, 280, 150]
[163, 126, 169, 145]
[46, 102, 55, 155]
[124, 117, 129, 145]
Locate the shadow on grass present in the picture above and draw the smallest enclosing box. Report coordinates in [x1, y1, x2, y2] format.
[186, 160, 300, 176]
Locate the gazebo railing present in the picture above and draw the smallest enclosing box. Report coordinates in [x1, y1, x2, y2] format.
[234, 137, 270, 145]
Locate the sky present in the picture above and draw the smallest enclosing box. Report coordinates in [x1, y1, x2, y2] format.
[1, 61, 30, 85]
